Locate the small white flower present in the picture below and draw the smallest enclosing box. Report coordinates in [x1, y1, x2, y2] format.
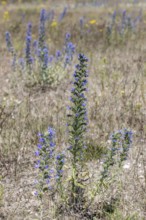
[123, 162, 130, 169]
[107, 139, 112, 144]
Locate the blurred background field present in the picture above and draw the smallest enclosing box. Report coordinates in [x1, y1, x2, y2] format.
[0, 0, 146, 219]
[1, 0, 146, 51]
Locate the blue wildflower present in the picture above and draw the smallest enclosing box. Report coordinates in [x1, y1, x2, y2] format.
[38, 9, 46, 51]
[5, 31, 16, 70]
[25, 24, 33, 72]
[56, 50, 62, 60]
[5, 32, 13, 52]
[64, 33, 75, 67]
[80, 17, 84, 28]
[35, 127, 56, 196]
[19, 58, 25, 70]
[55, 152, 65, 183]
[58, 7, 67, 22]
[65, 32, 71, 41]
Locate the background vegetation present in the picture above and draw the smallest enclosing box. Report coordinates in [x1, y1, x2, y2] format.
[0, 0, 146, 219]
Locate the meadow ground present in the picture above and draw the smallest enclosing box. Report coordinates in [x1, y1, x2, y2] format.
[0, 0, 146, 219]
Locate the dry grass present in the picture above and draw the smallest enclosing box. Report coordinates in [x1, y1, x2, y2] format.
[0, 0, 146, 219]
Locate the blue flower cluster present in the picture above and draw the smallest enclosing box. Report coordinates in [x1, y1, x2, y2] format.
[5, 32, 16, 69]
[37, 9, 52, 81]
[38, 9, 46, 50]
[56, 50, 62, 61]
[80, 17, 84, 29]
[58, 7, 67, 22]
[106, 9, 142, 42]
[5, 9, 76, 83]
[25, 23, 33, 72]
[5, 32, 13, 53]
[64, 33, 76, 67]
[35, 127, 56, 197]
[55, 153, 65, 182]
[110, 128, 133, 162]
[101, 128, 133, 181]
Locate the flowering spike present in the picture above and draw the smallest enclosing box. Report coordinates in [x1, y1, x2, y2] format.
[38, 9, 46, 50]
[58, 7, 67, 22]
[5, 32, 16, 70]
[100, 128, 133, 182]
[35, 127, 56, 198]
[25, 22, 33, 73]
[64, 33, 75, 67]
[67, 53, 88, 162]
[55, 152, 65, 183]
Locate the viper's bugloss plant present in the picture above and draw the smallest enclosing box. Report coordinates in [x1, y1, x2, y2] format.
[19, 58, 25, 70]
[113, 128, 133, 163]
[88, 128, 133, 208]
[25, 22, 33, 73]
[80, 17, 84, 29]
[39, 47, 49, 82]
[105, 9, 141, 46]
[38, 9, 51, 82]
[33, 54, 134, 217]
[5, 31, 16, 69]
[67, 54, 88, 205]
[58, 6, 67, 22]
[55, 153, 65, 182]
[64, 33, 75, 67]
[67, 53, 88, 162]
[5, 11, 76, 86]
[35, 127, 56, 199]
[55, 152, 65, 199]
[38, 9, 46, 51]
[5, 31, 13, 53]
[100, 128, 133, 182]
[105, 11, 116, 44]
[56, 50, 62, 61]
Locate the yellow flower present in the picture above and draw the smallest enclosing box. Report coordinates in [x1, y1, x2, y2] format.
[2, 1, 7, 6]
[3, 11, 9, 21]
[135, 103, 142, 110]
[89, 19, 96, 25]
[51, 21, 58, 28]
[120, 90, 125, 95]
